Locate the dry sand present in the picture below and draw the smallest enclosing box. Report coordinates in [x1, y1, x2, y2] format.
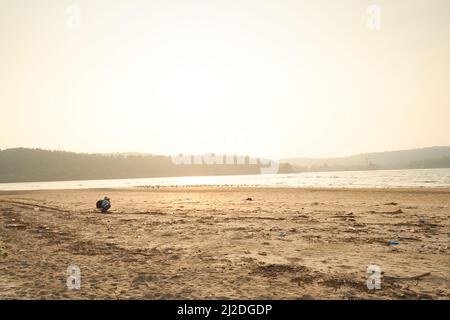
[0, 186, 448, 299]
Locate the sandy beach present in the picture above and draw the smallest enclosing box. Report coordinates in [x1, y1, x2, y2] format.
[0, 186, 448, 299]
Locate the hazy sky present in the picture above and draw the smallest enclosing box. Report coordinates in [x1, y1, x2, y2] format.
[1, 0, 449, 158]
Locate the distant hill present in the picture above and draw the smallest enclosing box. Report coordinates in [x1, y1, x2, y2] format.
[0, 148, 293, 183]
[1, 147, 449, 183]
[283, 146, 450, 172]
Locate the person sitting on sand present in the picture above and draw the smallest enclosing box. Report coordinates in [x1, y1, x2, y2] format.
[96, 196, 111, 213]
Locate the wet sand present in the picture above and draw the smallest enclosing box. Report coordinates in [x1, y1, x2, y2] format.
[0, 187, 449, 299]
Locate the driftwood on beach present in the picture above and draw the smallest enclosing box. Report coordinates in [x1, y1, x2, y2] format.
[383, 272, 431, 281]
